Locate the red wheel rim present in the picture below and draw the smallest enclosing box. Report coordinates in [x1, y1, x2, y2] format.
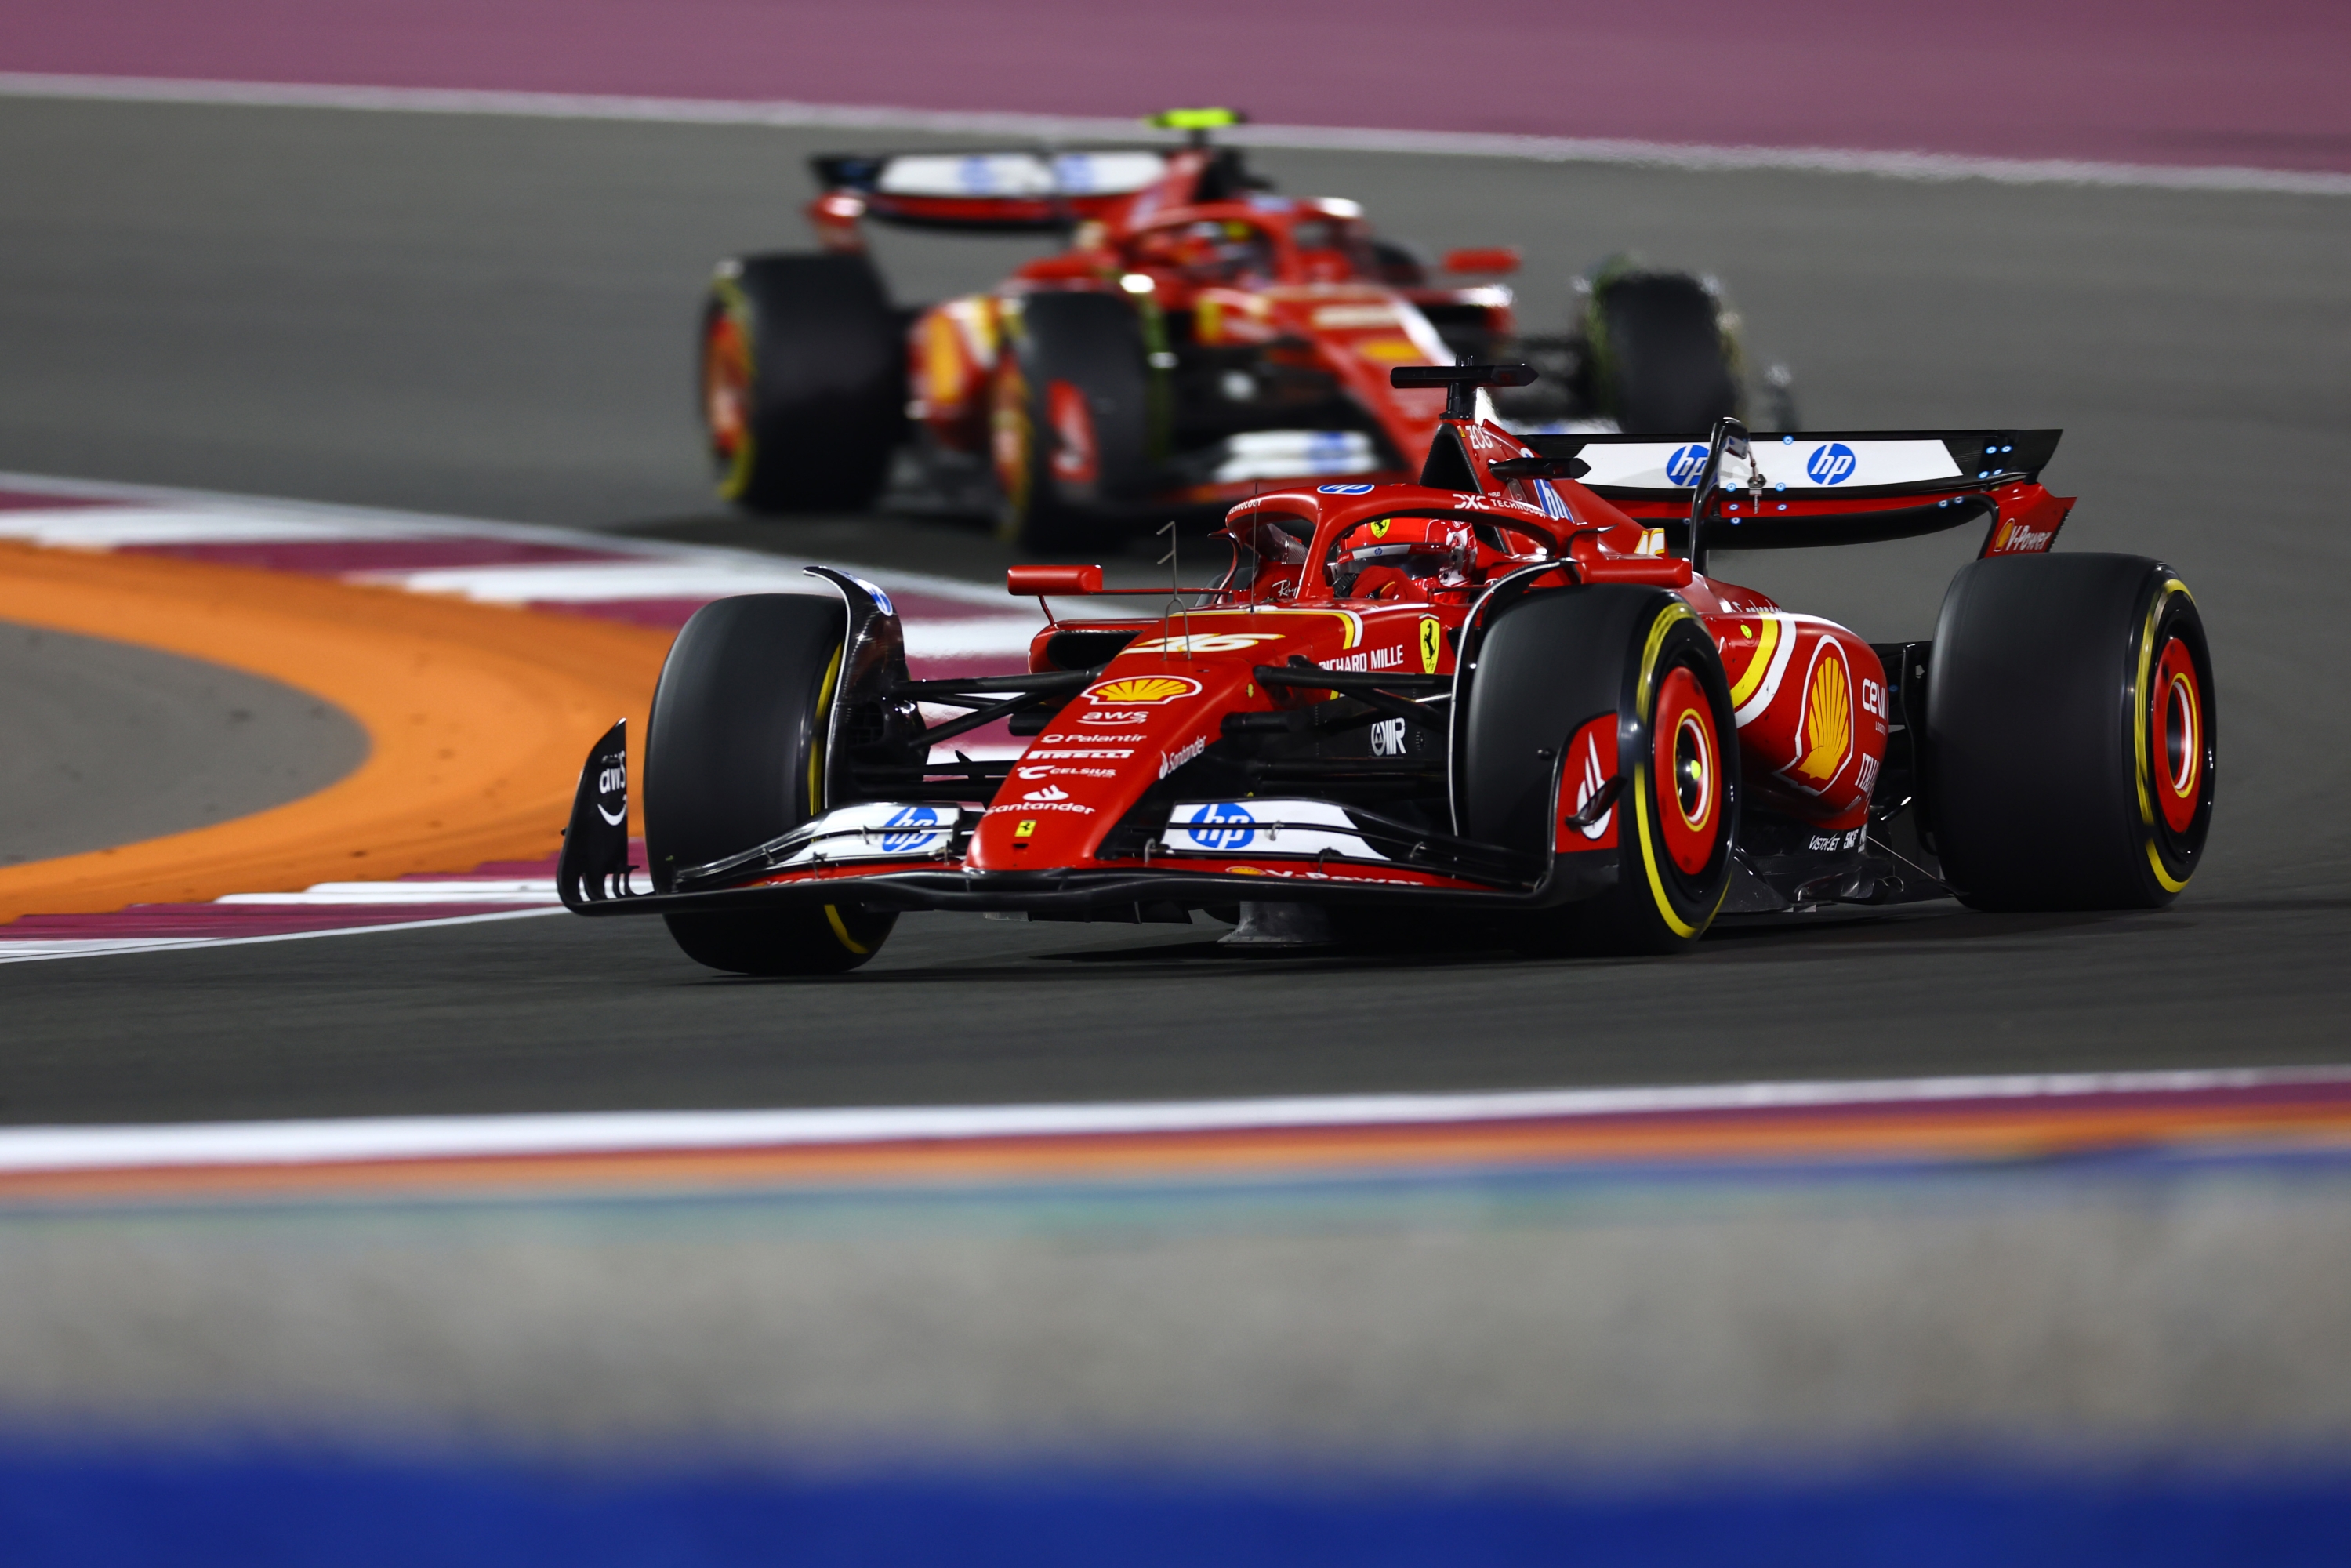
[1653, 664, 1721, 876]
[702, 314, 750, 460]
[2151, 634, 2202, 833]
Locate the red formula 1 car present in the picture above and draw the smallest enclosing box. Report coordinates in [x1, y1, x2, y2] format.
[564, 364, 2215, 975]
[698, 111, 1776, 550]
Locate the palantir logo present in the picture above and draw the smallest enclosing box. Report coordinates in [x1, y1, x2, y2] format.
[1664, 444, 1708, 486]
[1805, 442, 1857, 485]
[1186, 801, 1257, 851]
[880, 804, 941, 854]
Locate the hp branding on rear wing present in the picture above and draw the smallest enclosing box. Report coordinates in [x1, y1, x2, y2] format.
[811, 149, 1171, 231]
[1527, 428, 2071, 561]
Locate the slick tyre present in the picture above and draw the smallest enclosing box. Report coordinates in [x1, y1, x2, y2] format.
[1925, 554, 2215, 910]
[1585, 271, 1741, 436]
[702, 253, 903, 513]
[644, 593, 895, 975]
[1459, 586, 1738, 955]
[992, 290, 1153, 553]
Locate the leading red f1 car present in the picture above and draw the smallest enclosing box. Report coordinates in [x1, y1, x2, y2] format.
[563, 362, 2216, 975]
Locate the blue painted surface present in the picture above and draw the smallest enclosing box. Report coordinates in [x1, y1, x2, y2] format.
[2, 1450, 2348, 1566]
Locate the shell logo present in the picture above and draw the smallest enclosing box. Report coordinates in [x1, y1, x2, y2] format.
[1082, 675, 1203, 706]
[1787, 640, 1853, 790]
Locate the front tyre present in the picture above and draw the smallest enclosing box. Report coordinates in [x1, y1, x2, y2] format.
[701, 253, 903, 514]
[1459, 586, 1739, 955]
[644, 593, 896, 975]
[1924, 554, 2216, 910]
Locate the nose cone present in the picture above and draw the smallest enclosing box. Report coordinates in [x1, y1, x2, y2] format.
[966, 668, 1228, 869]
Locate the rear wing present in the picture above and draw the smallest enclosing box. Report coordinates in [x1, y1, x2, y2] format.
[1526, 429, 2069, 557]
[811, 149, 1171, 231]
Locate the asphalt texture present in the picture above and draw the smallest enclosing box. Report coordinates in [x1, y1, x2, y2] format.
[1, 96, 2347, 1121]
[0, 618, 367, 868]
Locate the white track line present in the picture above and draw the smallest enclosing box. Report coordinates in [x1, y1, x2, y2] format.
[0, 1065, 2343, 1175]
[0, 470, 1030, 612]
[0, 907, 567, 965]
[4, 71, 2346, 198]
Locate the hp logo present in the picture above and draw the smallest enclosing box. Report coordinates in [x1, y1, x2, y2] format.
[880, 805, 941, 853]
[1805, 442, 1858, 485]
[1186, 801, 1257, 851]
[1664, 444, 1708, 486]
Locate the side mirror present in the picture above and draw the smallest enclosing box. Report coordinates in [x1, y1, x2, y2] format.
[1442, 246, 1521, 277]
[1007, 564, 1104, 596]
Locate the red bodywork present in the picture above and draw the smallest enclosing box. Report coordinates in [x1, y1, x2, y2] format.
[751, 416, 2083, 900]
[818, 146, 1514, 505]
[563, 408, 2073, 922]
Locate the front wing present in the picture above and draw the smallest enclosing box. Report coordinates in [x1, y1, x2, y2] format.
[557, 721, 1612, 920]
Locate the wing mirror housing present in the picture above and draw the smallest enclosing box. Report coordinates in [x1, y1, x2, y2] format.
[1442, 246, 1521, 277]
[1007, 564, 1105, 596]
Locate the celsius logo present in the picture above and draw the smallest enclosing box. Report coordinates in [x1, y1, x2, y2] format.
[1185, 800, 1257, 851]
[1664, 444, 1708, 485]
[1805, 442, 1858, 485]
[879, 804, 941, 854]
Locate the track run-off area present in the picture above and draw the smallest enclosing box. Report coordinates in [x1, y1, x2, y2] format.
[0, 58, 2349, 1559]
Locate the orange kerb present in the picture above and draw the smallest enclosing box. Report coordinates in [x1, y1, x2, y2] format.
[0, 540, 673, 920]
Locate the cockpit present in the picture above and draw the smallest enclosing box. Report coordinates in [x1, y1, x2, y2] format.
[1217, 508, 1561, 604]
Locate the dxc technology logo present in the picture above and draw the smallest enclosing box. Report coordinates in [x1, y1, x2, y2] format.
[1805, 442, 1858, 485]
[1664, 444, 1708, 486]
[1186, 801, 1257, 851]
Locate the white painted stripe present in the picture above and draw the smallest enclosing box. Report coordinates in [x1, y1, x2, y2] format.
[215, 879, 561, 906]
[362, 561, 840, 601]
[2, 72, 2346, 197]
[0, 1065, 2338, 1174]
[0, 907, 566, 964]
[0, 470, 1022, 611]
[361, 563, 1038, 655]
[0, 506, 429, 547]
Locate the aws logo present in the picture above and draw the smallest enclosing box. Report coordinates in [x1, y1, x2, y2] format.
[1781, 638, 1854, 793]
[1082, 675, 1203, 706]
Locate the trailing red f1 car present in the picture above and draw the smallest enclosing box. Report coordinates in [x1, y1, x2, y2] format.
[565, 363, 2215, 975]
[700, 110, 1780, 550]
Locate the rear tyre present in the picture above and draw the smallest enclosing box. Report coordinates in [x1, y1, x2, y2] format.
[702, 253, 903, 513]
[644, 593, 896, 975]
[992, 291, 1153, 553]
[1925, 554, 2215, 910]
[1459, 587, 1739, 955]
[1584, 270, 1741, 436]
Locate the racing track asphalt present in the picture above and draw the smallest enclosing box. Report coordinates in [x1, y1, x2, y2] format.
[0, 96, 2346, 1123]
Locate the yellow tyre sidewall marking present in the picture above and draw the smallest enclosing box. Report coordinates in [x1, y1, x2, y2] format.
[1631, 602, 1725, 941]
[707, 278, 759, 503]
[2131, 579, 2195, 894]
